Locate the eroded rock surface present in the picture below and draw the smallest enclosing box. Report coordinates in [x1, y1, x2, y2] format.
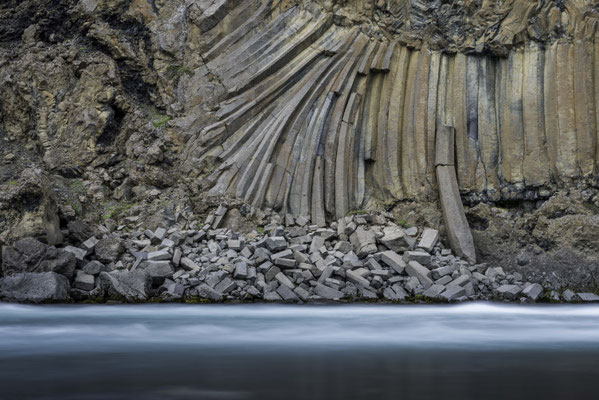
[1, 0, 599, 289]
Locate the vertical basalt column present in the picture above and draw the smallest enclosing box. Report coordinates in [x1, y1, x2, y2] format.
[435, 125, 476, 263]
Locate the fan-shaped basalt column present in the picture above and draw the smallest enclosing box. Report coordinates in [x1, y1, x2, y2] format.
[179, 0, 599, 224]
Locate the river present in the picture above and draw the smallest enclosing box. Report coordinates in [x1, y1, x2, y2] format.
[0, 303, 598, 399]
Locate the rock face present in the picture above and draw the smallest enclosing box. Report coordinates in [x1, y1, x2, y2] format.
[1, 0, 599, 284]
[178, 0, 599, 220]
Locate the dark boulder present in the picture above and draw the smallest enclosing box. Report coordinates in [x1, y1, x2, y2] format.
[98, 270, 148, 301]
[2, 237, 47, 275]
[0, 272, 70, 303]
[95, 236, 124, 263]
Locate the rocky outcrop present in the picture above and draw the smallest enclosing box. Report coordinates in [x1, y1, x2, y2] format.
[178, 0, 599, 221]
[1, 0, 599, 286]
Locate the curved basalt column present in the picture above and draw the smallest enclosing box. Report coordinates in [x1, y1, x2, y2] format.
[178, 0, 599, 221]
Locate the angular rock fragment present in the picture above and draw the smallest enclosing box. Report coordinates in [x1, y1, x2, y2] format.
[379, 251, 406, 274]
[577, 293, 599, 302]
[496, 284, 522, 300]
[314, 283, 344, 300]
[75, 271, 95, 291]
[405, 261, 433, 289]
[522, 283, 543, 301]
[380, 228, 414, 252]
[417, 228, 439, 253]
[99, 270, 148, 301]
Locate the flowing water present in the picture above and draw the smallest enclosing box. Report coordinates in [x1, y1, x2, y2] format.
[0, 303, 598, 400]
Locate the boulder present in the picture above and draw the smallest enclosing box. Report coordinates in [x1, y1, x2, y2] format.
[496, 284, 522, 300]
[195, 284, 223, 301]
[95, 236, 124, 263]
[99, 270, 148, 301]
[577, 293, 599, 302]
[418, 228, 439, 253]
[405, 261, 433, 289]
[74, 271, 95, 291]
[139, 260, 174, 285]
[522, 283, 543, 301]
[1, 237, 47, 275]
[42, 249, 77, 280]
[0, 272, 70, 303]
[380, 227, 414, 252]
[82, 260, 106, 275]
[349, 227, 377, 258]
[314, 283, 345, 300]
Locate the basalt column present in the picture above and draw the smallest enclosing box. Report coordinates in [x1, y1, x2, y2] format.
[177, 0, 599, 222]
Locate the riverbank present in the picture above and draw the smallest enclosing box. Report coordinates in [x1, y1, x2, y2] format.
[2, 208, 598, 304]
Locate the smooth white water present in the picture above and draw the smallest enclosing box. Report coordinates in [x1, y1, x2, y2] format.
[1, 303, 598, 400]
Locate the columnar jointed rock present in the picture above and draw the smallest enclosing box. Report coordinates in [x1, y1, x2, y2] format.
[435, 126, 476, 263]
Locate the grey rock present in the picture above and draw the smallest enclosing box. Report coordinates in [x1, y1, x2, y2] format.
[317, 265, 334, 283]
[431, 264, 457, 280]
[423, 284, 445, 299]
[314, 283, 345, 300]
[448, 275, 470, 288]
[172, 248, 182, 266]
[265, 265, 281, 281]
[274, 257, 296, 268]
[82, 260, 105, 275]
[63, 245, 88, 261]
[496, 284, 522, 300]
[275, 272, 295, 289]
[196, 284, 223, 301]
[180, 257, 200, 271]
[577, 293, 599, 302]
[403, 251, 431, 266]
[2, 237, 47, 275]
[215, 278, 237, 294]
[294, 287, 310, 300]
[391, 285, 408, 300]
[440, 285, 466, 301]
[383, 287, 400, 300]
[147, 249, 171, 261]
[276, 284, 299, 301]
[265, 236, 288, 252]
[264, 291, 282, 301]
[522, 283, 543, 301]
[0, 272, 70, 303]
[346, 269, 370, 288]
[153, 227, 167, 244]
[435, 275, 453, 286]
[359, 287, 377, 299]
[82, 236, 99, 251]
[43, 250, 77, 280]
[349, 226, 377, 258]
[95, 236, 124, 263]
[139, 260, 174, 284]
[417, 228, 439, 253]
[380, 251, 407, 274]
[234, 262, 248, 279]
[380, 228, 414, 252]
[562, 289, 576, 301]
[75, 271, 95, 291]
[406, 261, 433, 289]
[99, 270, 148, 301]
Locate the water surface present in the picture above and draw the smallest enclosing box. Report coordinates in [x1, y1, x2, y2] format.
[1, 303, 597, 399]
